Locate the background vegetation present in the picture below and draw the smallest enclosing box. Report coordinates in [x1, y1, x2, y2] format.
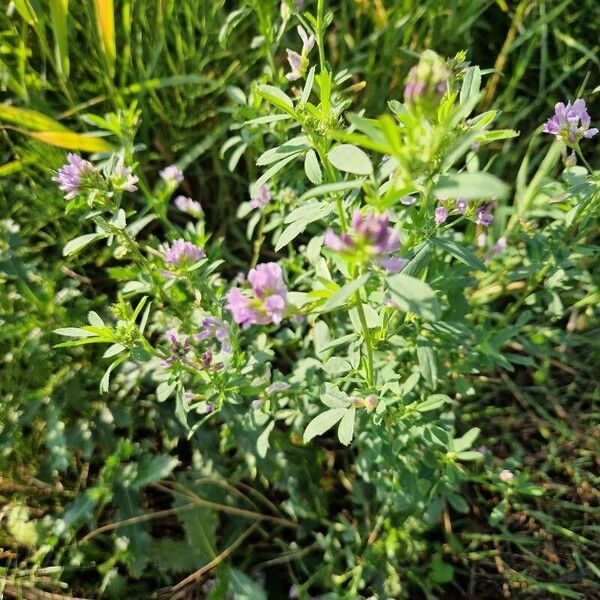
[1, 0, 599, 598]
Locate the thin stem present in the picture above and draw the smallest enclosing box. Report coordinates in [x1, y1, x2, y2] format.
[355, 293, 374, 386]
[316, 0, 326, 73]
[574, 143, 596, 177]
[352, 266, 374, 386]
[170, 521, 260, 593]
[251, 210, 267, 267]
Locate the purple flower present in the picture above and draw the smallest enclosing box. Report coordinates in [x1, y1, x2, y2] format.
[324, 209, 405, 272]
[53, 153, 98, 200]
[227, 262, 288, 326]
[164, 240, 206, 267]
[434, 206, 448, 225]
[163, 329, 224, 371]
[162, 329, 192, 366]
[455, 198, 468, 213]
[404, 50, 449, 107]
[401, 195, 416, 206]
[175, 195, 202, 217]
[476, 208, 494, 227]
[159, 164, 184, 184]
[543, 99, 598, 146]
[250, 184, 272, 209]
[285, 50, 303, 82]
[285, 26, 315, 81]
[486, 236, 507, 259]
[195, 317, 231, 353]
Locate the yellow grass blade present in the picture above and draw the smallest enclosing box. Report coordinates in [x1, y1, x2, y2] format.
[0, 104, 69, 132]
[93, 0, 116, 73]
[27, 131, 113, 152]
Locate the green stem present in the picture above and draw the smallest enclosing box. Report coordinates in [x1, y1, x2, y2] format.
[574, 143, 596, 177]
[115, 226, 188, 322]
[251, 211, 267, 267]
[316, 0, 326, 74]
[352, 266, 374, 387]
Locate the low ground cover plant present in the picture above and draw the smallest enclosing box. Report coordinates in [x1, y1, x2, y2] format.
[1, 1, 599, 598]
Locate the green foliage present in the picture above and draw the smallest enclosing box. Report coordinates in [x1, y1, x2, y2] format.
[1, 1, 599, 599]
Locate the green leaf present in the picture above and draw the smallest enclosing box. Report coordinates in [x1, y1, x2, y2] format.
[337, 408, 356, 446]
[303, 408, 346, 443]
[54, 327, 97, 338]
[103, 343, 126, 358]
[432, 238, 485, 271]
[320, 384, 350, 408]
[13, 0, 38, 24]
[304, 149, 322, 184]
[430, 553, 455, 584]
[49, 0, 70, 77]
[230, 569, 267, 600]
[275, 219, 310, 251]
[323, 274, 370, 312]
[417, 339, 438, 389]
[285, 201, 332, 224]
[456, 450, 482, 461]
[133, 455, 179, 488]
[386, 273, 440, 321]
[452, 427, 480, 452]
[257, 136, 307, 166]
[157, 381, 177, 402]
[175, 387, 189, 429]
[434, 171, 509, 200]
[111, 208, 126, 229]
[447, 492, 470, 514]
[100, 355, 127, 393]
[300, 66, 316, 105]
[476, 129, 519, 143]
[416, 394, 451, 412]
[323, 356, 351, 375]
[459, 66, 481, 108]
[63, 233, 106, 257]
[250, 153, 299, 198]
[256, 84, 296, 117]
[87, 311, 104, 327]
[327, 144, 373, 175]
[256, 420, 275, 459]
[299, 179, 363, 201]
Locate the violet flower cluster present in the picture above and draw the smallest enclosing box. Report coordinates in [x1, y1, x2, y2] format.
[53, 154, 101, 200]
[54, 153, 138, 200]
[250, 184, 273, 209]
[175, 195, 203, 217]
[285, 26, 315, 81]
[404, 50, 449, 107]
[163, 328, 224, 371]
[163, 240, 206, 267]
[475, 202, 495, 227]
[227, 262, 288, 326]
[434, 197, 493, 228]
[324, 209, 405, 272]
[195, 317, 231, 353]
[543, 99, 598, 146]
[160, 164, 184, 185]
